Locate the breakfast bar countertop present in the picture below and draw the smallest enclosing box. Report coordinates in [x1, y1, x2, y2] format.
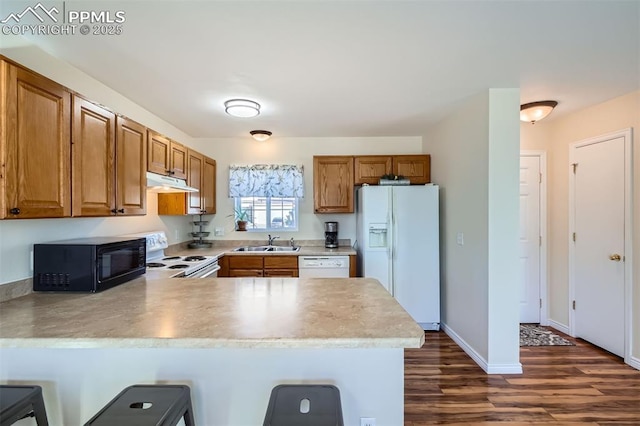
[0, 276, 424, 349]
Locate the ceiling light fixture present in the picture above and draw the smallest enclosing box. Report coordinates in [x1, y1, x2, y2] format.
[224, 99, 260, 118]
[250, 130, 272, 142]
[520, 100, 558, 124]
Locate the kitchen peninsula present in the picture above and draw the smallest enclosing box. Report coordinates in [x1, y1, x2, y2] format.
[0, 276, 424, 425]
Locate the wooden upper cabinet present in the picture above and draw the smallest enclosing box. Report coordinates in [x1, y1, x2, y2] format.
[313, 156, 354, 213]
[72, 98, 146, 217]
[393, 155, 431, 184]
[147, 130, 170, 175]
[169, 141, 187, 180]
[2, 61, 71, 219]
[157, 150, 217, 216]
[116, 117, 147, 215]
[72, 96, 116, 217]
[185, 149, 204, 215]
[354, 156, 392, 185]
[202, 156, 216, 214]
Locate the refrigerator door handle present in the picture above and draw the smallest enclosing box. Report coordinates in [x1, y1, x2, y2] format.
[388, 189, 395, 296]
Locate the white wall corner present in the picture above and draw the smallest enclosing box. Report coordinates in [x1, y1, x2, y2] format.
[547, 319, 570, 335]
[442, 323, 490, 373]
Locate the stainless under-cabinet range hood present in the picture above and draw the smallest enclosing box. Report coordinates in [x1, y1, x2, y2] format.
[146, 172, 198, 193]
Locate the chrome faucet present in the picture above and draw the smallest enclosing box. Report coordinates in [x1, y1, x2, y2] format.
[268, 234, 280, 246]
[290, 237, 296, 247]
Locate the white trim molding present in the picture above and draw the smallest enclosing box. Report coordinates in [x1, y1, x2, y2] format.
[547, 319, 570, 335]
[442, 323, 523, 374]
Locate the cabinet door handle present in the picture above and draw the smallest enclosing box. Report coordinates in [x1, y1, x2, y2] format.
[117, 208, 125, 214]
[166, 170, 175, 175]
[9, 208, 20, 215]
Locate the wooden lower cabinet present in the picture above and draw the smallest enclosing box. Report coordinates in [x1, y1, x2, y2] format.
[219, 255, 298, 278]
[264, 256, 298, 277]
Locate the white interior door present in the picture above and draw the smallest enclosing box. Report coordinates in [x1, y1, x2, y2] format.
[519, 155, 541, 323]
[573, 136, 626, 357]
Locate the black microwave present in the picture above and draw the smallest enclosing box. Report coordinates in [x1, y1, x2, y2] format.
[33, 236, 146, 292]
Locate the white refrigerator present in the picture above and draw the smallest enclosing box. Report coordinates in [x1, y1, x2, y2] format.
[356, 184, 440, 330]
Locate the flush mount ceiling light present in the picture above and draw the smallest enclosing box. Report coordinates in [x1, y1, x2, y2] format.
[250, 130, 272, 142]
[520, 100, 558, 124]
[224, 99, 260, 118]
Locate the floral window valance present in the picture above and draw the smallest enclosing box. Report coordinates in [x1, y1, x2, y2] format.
[229, 164, 304, 198]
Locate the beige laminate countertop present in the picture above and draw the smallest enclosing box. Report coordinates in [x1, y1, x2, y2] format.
[0, 276, 424, 350]
[168, 245, 357, 259]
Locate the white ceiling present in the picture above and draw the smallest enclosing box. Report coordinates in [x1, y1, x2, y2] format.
[12, 0, 640, 138]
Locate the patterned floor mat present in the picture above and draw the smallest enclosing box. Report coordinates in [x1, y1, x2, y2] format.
[520, 324, 575, 346]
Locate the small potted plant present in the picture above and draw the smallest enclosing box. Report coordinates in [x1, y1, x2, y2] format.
[234, 208, 249, 231]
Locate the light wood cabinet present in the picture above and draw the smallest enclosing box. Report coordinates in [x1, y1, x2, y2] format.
[354, 156, 392, 185]
[72, 96, 116, 216]
[147, 130, 170, 175]
[228, 255, 264, 277]
[264, 256, 299, 277]
[115, 117, 147, 215]
[170, 141, 187, 180]
[72, 96, 146, 216]
[1, 61, 71, 219]
[202, 156, 216, 214]
[185, 149, 204, 215]
[157, 150, 216, 216]
[147, 130, 187, 179]
[313, 156, 354, 213]
[219, 255, 299, 277]
[393, 155, 431, 184]
[354, 154, 431, 185]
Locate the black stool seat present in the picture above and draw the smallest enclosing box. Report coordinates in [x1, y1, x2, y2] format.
[84, 385, 194, 426]
[263, 384, 344, 426]
[0, 385, 49, 426]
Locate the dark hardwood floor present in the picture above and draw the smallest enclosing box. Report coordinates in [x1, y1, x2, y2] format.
[405, 330, 640, 425]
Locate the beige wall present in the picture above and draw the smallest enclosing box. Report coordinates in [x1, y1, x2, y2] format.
[423, 89, 521, 371]
[188, 136, 423, 244]
[522, 90, 640, 362]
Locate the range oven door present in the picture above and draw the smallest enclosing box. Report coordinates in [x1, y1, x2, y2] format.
[178, 261, 220, 279]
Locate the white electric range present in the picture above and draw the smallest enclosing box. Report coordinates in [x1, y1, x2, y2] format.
[128, 231, 220, 278]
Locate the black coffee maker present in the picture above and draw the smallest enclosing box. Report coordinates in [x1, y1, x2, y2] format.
[324, 221, 338, 248]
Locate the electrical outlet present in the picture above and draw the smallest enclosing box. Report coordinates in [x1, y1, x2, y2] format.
[174, 229, 180, 240]
[360, 417, 376, 426]
[456, 232, 464, 246]
[214, 227, 224, 236]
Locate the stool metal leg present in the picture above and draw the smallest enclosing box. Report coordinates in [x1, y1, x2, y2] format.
[32, 393, 49, 426]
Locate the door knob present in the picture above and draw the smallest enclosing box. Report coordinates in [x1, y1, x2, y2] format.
[609, 254, 622, 262]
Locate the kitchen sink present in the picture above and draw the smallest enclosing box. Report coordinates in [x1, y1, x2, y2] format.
[232, 246, 300, 252]
[233, 246, 270, 252]
[267, 246, 300, 252]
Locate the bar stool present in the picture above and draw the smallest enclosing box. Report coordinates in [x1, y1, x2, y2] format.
[0, 385, 49, 426]
[84, 385, 195, 426]
[263, 384, 344, 426]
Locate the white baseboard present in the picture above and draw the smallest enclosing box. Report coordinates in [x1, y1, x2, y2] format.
[626, 355, 640, 371]
[547, 319, 570, 335]
[441, 323, 522, 374]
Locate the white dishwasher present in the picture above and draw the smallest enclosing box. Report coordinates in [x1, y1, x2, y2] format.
[298, 256, 350, 278]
